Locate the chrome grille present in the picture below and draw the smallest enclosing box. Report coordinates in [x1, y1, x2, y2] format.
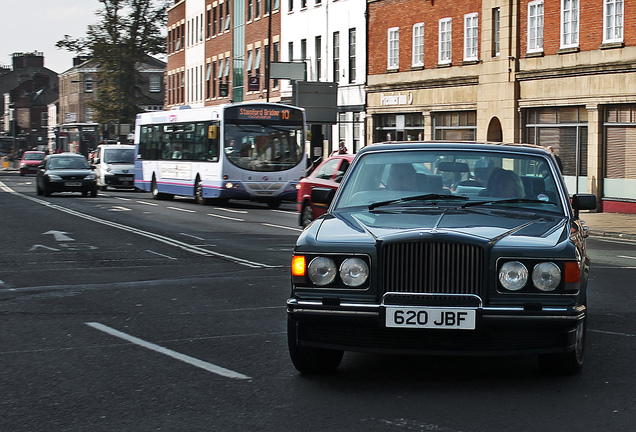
[382, 242, 484, 295]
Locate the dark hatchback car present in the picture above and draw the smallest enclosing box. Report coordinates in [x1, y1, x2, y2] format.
[297, 154, 355, 227]
[288, 142, 597, 375]
[36, 153, 98, 197]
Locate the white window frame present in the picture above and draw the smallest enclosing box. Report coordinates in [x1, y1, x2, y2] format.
[387, 27, 400, 70]
[438, 18, 452, 64]
[463, 13, 479, 61]
[149, 75, 161, 93]
[561, 0, 579, 49]
[528, 0, 544, 53]
[412, 23, 424, 67]
[603, 0, 624, 43]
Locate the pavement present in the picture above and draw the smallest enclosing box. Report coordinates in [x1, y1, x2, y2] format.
[1, 165, 635, 240]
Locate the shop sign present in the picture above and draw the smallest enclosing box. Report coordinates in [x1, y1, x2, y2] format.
[380, 92, 413, 106]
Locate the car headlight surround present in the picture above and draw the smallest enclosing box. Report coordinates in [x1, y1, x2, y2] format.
[532, 262, 561, 291]
[307, 257, 337, 286]
[499, 261, 528, 291]
[47, 174, 63, 181]
[85, 173, 96, 180]
[339, 257, 369, 287]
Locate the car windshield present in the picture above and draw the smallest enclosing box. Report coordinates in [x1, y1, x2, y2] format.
[103, 148, 134, 164]
[24, 152, 45, 161]
[335, 149, 565, 214]
[49, 157, 89, 170]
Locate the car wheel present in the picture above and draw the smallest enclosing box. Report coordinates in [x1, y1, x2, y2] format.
[287, 317, 343, 374]
[100, 185, 108, 191]
[36, 183, 43, 196]
[300, 203, 314, 227]
[538, 319, 585, 375]
[90, 187, 98, 198]
[267, 199, 282, 209]
[194, 178, 209, 205]
[43, 185, 52, 197]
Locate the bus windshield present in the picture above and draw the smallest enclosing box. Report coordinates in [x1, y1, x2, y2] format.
[224, 123, 304, 172]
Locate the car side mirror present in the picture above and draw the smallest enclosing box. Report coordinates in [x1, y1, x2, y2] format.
[311, 187, 336, 206]
[571, 193, 597, 219]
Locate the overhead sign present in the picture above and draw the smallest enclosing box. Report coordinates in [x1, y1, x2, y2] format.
[270, 62, 306, 81]
[293, 81, 338, 124]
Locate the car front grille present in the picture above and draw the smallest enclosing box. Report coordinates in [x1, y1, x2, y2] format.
[382, 242, 484, 295]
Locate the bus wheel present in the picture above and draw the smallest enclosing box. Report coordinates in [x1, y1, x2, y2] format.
[151, 177, 173, 200]
[267, 199, 282, 209]
[195, 178, 209, 205]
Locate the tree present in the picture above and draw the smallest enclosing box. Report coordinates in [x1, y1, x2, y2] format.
[56, 0, 168, 134]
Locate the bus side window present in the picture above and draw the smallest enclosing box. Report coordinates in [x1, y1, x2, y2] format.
[207, 123, 220, 162]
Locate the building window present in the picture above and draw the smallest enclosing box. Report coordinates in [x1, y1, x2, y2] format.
[85, 107, 94, 123]
[604, 105, 636, 200]
[273, 42, 280, 87]
[439, 18, 452, 64]
[492, 8, 500, 57]
[604, 0, 624, 43]
[412, 23, 424, 67]
[561, 0, 579, 48]
[464, 13, 478, 61]
[84, 76, 94, 93]
[248, 0, 253, 20]
[348, 28, 356, 83]
[247, 50, 253, 71]
[528, 1, 544, 53]
[433, 111, 476, 141]
[315, 36, 322, 81]
[333, 31, 340, 82]
[225, 0, 231, 31]
[288, 41, 294, 61]
[150, 75, 161, 93]
[387, 27, 399, 70]
[288, 0, 293, 12]
[256, 0, 261, 17]
[41, 111, 48, 128]
[374, 113, 424, 142]
[255, 48, 261, 73]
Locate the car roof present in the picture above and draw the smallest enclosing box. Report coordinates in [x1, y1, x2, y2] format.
[24, 151, 45, 154]
[358, 141, 551, 156]
[48, 153, 86, 158]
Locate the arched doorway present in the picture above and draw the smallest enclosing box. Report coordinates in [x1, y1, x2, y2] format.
[487, 117, 503, 142]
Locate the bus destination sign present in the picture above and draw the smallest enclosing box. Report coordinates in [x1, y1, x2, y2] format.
[226, 105, 303, 123]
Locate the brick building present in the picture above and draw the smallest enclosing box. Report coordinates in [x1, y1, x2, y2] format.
[166, 0, 282, 108]
[367, 0, 636, 213]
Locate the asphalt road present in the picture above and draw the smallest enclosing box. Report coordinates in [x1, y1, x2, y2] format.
[1, 173, 635, 432]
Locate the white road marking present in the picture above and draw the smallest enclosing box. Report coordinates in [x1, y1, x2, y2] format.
[116, 197, 131, 201]
[86, 322, 251, 380]
[617, 255, 636, 260]
[0, 180, 274, 268]
[589, 329, 634, 337]
[207, 213, 244, 222]
[168, 206, 196, 213]
[218, 208, 248, 214]
[109, 206, 132, 212]
[146, 249, 177, 260]
[43, 230, 75, 242]
[136, 200, 159, 206]
[261, 223, 303, 232]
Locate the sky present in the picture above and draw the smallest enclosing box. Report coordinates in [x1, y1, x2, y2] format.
[0, 0, 101, 73]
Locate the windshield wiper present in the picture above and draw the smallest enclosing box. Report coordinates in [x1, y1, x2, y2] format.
[369, 193, 468, 210]
[462, 198, 557, 208]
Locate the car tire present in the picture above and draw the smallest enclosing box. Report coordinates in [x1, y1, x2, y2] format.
[43, 185, 52, 197]
[36, 183, 43, 196]
[90, 187, 98, 198]
[300, 203, 314, 227]
[287, 317, 343, 374]
[538, 319, 585, 375]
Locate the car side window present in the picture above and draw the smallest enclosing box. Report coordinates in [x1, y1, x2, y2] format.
[334, 160, 350, 183]
[315, 159, 341, 180]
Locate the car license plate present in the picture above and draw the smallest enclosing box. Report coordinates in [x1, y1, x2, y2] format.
[385, 307, 476, 330]
[119, 177, 133, 181]
[254, 191, 274, 196]
[65, 182, 82, 187]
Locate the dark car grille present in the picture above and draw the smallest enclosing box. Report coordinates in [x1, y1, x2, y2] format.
[382, 242, 484, 295]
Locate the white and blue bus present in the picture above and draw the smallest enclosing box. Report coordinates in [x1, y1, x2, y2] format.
[134, 103, 306, 208]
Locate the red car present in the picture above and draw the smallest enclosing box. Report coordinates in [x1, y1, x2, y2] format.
[19, 151, 46, 175]
[297, 154, 355, 227]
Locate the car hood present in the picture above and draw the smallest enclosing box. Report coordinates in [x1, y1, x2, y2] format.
[308, 208, 571, 248]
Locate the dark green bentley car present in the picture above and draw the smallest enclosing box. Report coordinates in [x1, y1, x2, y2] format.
[288, 142, 597, 375]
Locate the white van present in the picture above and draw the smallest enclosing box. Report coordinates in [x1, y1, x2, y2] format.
[93, 144, 136, 190]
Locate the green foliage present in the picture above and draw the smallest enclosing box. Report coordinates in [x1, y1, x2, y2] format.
[56, 0, 168, 131]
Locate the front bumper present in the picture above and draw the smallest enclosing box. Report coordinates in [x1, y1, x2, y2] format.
[287, 298, 585, 356]
[47, 180, 97, 192]
[105, 174, 135, 188]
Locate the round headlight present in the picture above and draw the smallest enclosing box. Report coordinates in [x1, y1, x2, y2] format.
[339, 258, 369, 287]
[532, 262, 561, 291]
[307, 257, 337, 286]
[499, 261, 528, 291]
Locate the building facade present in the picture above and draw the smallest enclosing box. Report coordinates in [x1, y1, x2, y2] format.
[166, 0, 282, 109]
[280, 0, 367, 154]
[367, 0, 636, 213]
[57, 56, 166, 154]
